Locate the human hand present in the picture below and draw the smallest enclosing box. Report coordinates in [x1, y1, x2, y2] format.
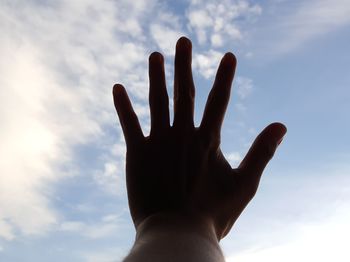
[113, 37, 286, 240]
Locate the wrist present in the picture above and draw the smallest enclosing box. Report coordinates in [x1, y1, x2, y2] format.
[125, 212, 225, 262]
[135, 211, 218, 242]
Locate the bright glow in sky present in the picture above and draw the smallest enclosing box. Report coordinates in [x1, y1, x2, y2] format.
[1, 0, 350, 261]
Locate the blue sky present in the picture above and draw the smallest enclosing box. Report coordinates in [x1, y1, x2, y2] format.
[0, 0, 349, 261]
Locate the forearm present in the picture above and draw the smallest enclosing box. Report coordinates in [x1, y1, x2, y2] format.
[123, 213, 225, 262]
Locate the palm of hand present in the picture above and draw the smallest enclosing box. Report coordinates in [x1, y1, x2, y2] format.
[113, 37, 286, 240]
[127, 128, 237, 239]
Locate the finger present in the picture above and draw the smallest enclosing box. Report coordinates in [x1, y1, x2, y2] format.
[113, 84, 144, 146]
[149, 52, 170, 137]
[200, 53, 236, 143]
[238, 123, 287, 183]
[173, 36, 195, 130]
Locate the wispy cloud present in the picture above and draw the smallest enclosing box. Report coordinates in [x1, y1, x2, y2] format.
[236, 76, 253, 99]
[60, 214, 121, 239]
[192, 49, 223, 79]
[255, 0, 350, 55]
[226, 152, 243, 166]
[82, 248, 126, 262]
[150, 11, 185, 56]
[0, 0, 164, 240]
[223, 162, 350, 262]
[186, 0, 262, 46]
[227, 205, 350, 262]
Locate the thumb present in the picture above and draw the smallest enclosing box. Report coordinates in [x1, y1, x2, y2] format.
[238, 122, 287, 183]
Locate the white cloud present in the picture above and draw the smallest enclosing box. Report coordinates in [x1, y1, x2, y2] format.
[235, 102, 247, 112]
[0, 220, 14, 241]
[60, 213, 123, 239]
[226, 152, 243, 166]
[0, 40, 66, 239]
[83, 222, 119, 239]
[193, 53, 254, 118]
[0, 0, 172, 241]
[94, 160, 126, 196]
[74, 203, 97, 213]
[150, 24, 184, 56]
[222, 163, 350, 262]
[82, 248, 126, 262]
[245, 52, 254, 58]
[186, 0, 262, 46]
[150, 11, 185, 56]
[259, 0, 350, 55]
[235, 76, 253, 99]
[60, 221, 86, 232]
[226, 205, 350, 262]
[193, 49, 223, 79]
[211, 34, 223, 47]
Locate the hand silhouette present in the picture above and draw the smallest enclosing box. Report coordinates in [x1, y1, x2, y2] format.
[113, 37, 286, 240]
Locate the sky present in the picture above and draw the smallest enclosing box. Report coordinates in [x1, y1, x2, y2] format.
[0, 0, 350, 261]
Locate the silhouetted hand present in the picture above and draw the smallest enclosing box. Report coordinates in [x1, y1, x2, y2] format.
[113, 37, 286, 240]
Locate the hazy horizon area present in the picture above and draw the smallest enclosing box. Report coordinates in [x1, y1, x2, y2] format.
[1, 0, 349, 261]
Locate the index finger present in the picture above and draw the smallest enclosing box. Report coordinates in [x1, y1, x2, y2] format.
[200, 53, 236, 143]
